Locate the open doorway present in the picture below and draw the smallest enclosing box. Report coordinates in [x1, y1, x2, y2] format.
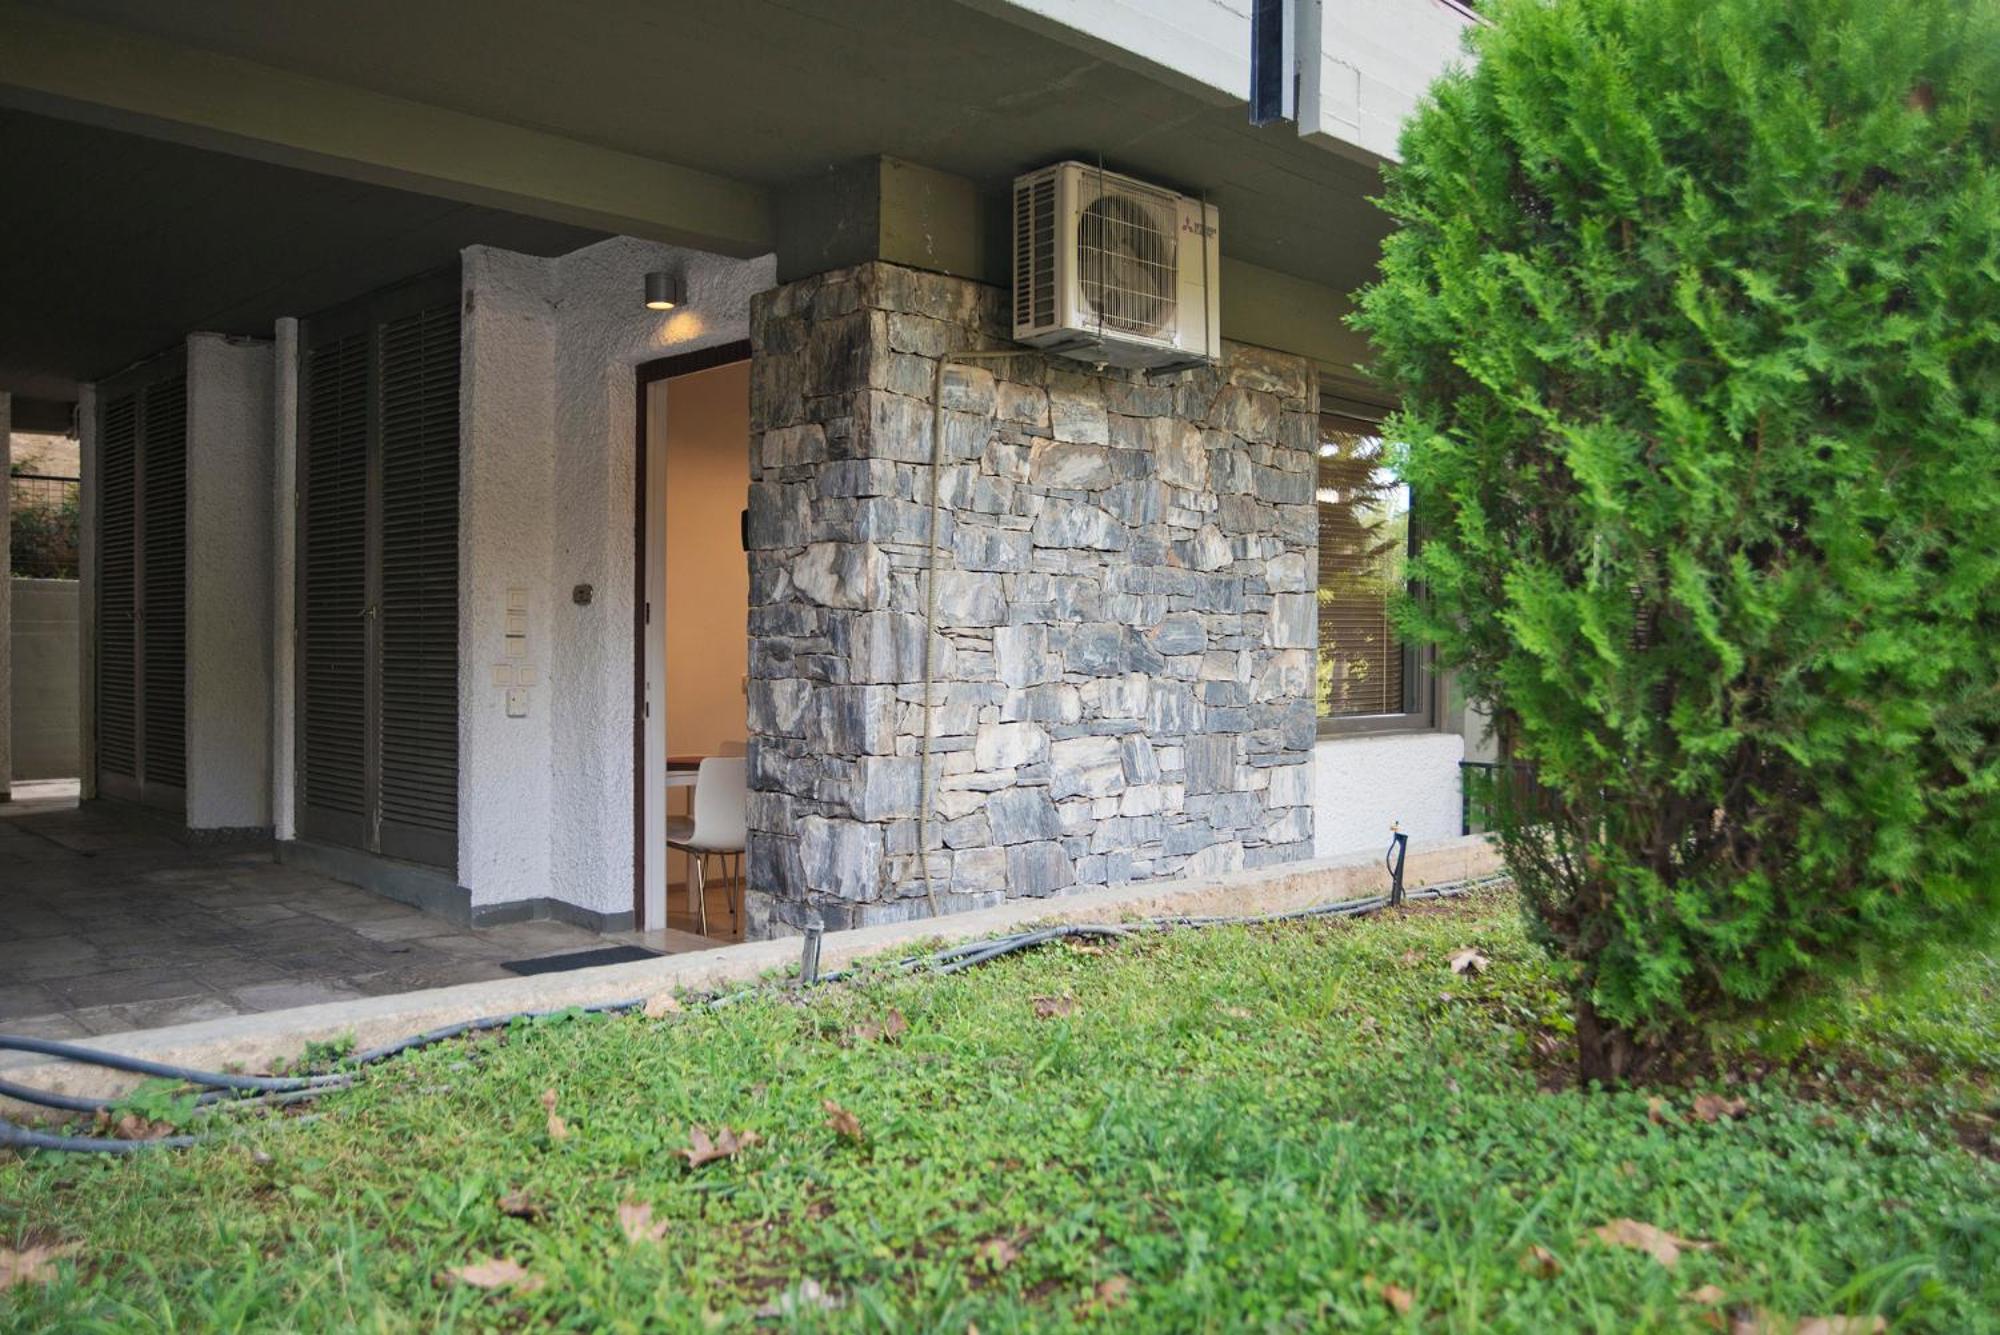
[634, 342, 753, 935]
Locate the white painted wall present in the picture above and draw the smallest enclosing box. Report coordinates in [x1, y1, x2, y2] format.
[1299, 0, 1476, 162]
[75, 386, 96, 799]
[1313, 730, 1464, 859]
[185, 333, 276, 831]
[976, 0, 1473, 162]
[11, 579, 80, 780]
[458, 237, 775, 914]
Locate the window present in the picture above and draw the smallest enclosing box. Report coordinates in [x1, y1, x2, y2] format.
[1316, 412, 1432, 733]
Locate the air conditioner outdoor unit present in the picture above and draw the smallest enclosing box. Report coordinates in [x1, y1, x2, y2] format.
[1012, 161, 1220, 371]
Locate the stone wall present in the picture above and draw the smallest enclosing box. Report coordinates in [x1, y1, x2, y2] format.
[745, 262, 1317, 932]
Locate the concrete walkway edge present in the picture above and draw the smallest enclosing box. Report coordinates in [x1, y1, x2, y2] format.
[2, 835, 1500, 1107]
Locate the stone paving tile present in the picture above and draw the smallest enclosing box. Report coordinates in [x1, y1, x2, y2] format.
[2, 792, 732, 1038]
[0, 982, 63, 1020]
[1, 1011, 91, 1040]
[228, 980, 368, 1012]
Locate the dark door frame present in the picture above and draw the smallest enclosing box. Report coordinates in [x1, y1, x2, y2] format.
[631, 339, 753, 928]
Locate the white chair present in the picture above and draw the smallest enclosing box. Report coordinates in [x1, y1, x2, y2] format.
[665, 756, 747, 935]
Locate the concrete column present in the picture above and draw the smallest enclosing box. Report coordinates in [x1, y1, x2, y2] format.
[76, 386, 96, 798]
[271, 318, 298, 841]
[184, 333, 275, 834]
[1, 390, 11, 798]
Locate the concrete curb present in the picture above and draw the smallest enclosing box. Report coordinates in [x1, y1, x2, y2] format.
[2, 835, 1500, 1107]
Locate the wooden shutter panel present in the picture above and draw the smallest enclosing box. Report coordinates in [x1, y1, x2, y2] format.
[140, 373, 188, 795]
[375, 300, 460, 867]
[299, 329, 372, 850]
[97, 392, 139, 789]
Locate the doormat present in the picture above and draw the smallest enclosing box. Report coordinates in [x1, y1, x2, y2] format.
[501, 945, 663, 976]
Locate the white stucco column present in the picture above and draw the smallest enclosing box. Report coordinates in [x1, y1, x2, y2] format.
[1, 390, 12, 799]
[185, 333, 276, 833]
[458, 246, 559, 909]
[271, 318, 299, 841]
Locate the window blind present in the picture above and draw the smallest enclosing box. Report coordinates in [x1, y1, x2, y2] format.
[1316, 417, 1411, 719]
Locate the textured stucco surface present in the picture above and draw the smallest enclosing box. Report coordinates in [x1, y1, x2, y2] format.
[10, 579, 79, 779]
[75, 386, 96, 800]
[460, 237, 775, 911]
[1313, 730, 1465, 858]
[185, 334, 275, 831]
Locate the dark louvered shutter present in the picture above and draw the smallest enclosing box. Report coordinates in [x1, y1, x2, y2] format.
[140, 374, 188, 797]
[94, 354, 187, 812]
[298, 328, 372, 850]
[97, 392, 139, 791]
[375, 300, 460, 867]
[296, 270, 459, 872]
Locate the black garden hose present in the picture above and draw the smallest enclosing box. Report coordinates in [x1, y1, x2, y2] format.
[1, 876, 1497, 1153]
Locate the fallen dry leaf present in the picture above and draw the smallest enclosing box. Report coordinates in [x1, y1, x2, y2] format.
[112, 1112, 171, 1141]
[617, 1199, 670, 1244]
[975, 1236, 1021, 1269]
[1, 1241, 80, 1291]
[447, 1256, 546, 1294]
[1590, 1218, 1713, 1268]
[1685, 1284, 1728, 1305]
[1032, 995, 1078, 1019]
[754, 1278, 844, 1317]
[1382, 1283, 1415, 1315]
[1448, 947, 1488, 976]
[1399, 949, 1425, 967]
[823, 1099, 864, 1144]
[1793, 1318, 1888, 1335]
[1519, 1245, 1562, 1279]
[642, 991, 683, 1019]
[541, 1088, 569, 1141]
[1067, 940, 1106, 956]
[496, 1189, 545, 1220]
[678, 1124, 761, 1168]
[1690, 1093, 1750, 1124]
[1647, 1097, 1672, 1125]
[850, 1009, 909, 1043]
[1729, 1314, 1886, 1335]
[1087, 1275, 1131, 1313]
[1216, 1004, 1254, 1020]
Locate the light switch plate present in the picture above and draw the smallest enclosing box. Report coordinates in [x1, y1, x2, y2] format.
[505, 688, 530, 718]
[491, 664, 515, 688]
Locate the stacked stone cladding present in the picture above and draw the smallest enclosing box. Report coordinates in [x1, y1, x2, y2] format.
[745, 261, 1317, 932]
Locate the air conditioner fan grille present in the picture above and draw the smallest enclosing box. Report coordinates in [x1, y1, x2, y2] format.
[1076, 192, 1177, 339]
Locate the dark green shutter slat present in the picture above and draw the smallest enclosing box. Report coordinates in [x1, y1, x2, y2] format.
[300, 331, 371, 834]
[140, 374, 188, 790]
[376, 301, 460, 862]
[97, 392, 139, 784]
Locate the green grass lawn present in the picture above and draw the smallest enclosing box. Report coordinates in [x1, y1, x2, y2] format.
[4, 886, 1996, 1332]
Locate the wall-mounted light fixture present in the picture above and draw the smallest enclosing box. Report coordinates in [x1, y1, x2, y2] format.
[644, 270, 683, 311]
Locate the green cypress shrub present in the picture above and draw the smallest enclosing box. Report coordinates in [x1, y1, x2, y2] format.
[1354, 0, 2000, 1082]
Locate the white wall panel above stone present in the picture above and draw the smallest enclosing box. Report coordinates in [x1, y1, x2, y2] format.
[1313, 730, 1464, 859]
[970, 0, 1474, 163]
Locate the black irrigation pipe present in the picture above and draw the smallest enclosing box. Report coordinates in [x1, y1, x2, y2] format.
[0, 874, 1500, 1154]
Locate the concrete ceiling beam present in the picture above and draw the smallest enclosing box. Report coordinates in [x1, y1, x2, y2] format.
[0, 1, 774, 258]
